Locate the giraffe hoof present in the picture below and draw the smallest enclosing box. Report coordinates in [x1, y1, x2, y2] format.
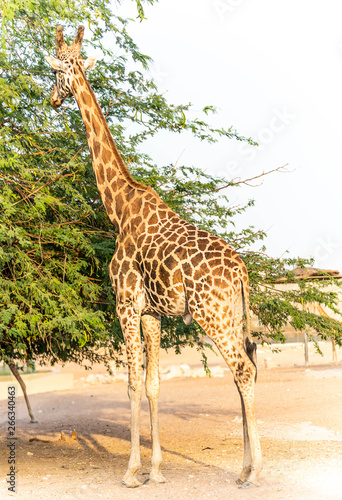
[121, 479, 142, 488]
[122, 475, 143, 488]
[147, 473, 167, 484]
[238, 480, 258, 489]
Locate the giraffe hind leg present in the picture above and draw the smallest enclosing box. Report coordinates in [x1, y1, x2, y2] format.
[235, 393, 252, 486]
[234, 351, 262, 487]
[244, 337, 257, 380]
[235, 338, 258, 486]
[192, 313, 262, 487]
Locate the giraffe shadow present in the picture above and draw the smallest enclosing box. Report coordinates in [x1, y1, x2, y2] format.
[13, 389, 241, 483]
[58, 415, 240, 483]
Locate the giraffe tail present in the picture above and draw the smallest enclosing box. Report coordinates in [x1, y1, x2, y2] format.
[241, 279, 257, 379]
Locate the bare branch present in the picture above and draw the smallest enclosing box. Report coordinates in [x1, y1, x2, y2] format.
[215, 164, 291, 193]
[105, 93, 122, 119]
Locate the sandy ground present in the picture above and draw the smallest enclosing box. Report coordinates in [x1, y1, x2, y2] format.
[1, 341, 342, 499]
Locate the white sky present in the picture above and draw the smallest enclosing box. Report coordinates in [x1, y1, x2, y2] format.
[112, 0, 342, 270]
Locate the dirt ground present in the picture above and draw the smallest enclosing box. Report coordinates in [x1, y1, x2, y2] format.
[1, 341, 342, 500]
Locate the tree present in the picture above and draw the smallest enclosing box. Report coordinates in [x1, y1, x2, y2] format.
[0, 0, 341, 375]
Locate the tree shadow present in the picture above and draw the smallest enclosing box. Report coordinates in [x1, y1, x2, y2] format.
[7, 385, 242, 484]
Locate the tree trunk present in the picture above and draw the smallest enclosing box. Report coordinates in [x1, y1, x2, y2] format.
[9, 360, 38, 423]
[304, 332, 309, 366]
[332, 337, 337, 363]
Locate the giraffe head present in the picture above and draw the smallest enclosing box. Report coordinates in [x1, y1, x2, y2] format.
[45, 25, 97, 108]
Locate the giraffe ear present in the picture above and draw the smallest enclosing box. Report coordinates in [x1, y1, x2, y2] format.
[45, 56, 67, 72]
[83, 57, 98, 71]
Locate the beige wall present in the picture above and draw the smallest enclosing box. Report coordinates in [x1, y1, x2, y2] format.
[250, 281, 342, 341]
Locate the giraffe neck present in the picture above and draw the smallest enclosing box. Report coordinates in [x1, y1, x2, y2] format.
[71, 61, 144, 232]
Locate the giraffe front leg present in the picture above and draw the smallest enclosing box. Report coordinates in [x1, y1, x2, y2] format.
[141, 314, 166, 484]
[117, 304, 144, 488]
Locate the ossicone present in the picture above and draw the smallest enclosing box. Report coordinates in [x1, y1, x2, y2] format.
[56, 25, 66, 57]
[55, 24, 85, 57]
[71, 25, 85, 53]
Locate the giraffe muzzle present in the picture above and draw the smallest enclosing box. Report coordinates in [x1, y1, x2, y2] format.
[50, 84, 63, 108]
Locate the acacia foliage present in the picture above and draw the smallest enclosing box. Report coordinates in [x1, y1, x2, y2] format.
[0, 0, 341, 369]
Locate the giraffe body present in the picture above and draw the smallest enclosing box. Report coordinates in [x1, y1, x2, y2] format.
[45, 26, 262, 488]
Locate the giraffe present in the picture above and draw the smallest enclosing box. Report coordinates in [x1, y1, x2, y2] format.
[45, 25, 262, 488]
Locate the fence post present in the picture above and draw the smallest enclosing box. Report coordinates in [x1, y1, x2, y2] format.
[304, 331, 309, 366]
